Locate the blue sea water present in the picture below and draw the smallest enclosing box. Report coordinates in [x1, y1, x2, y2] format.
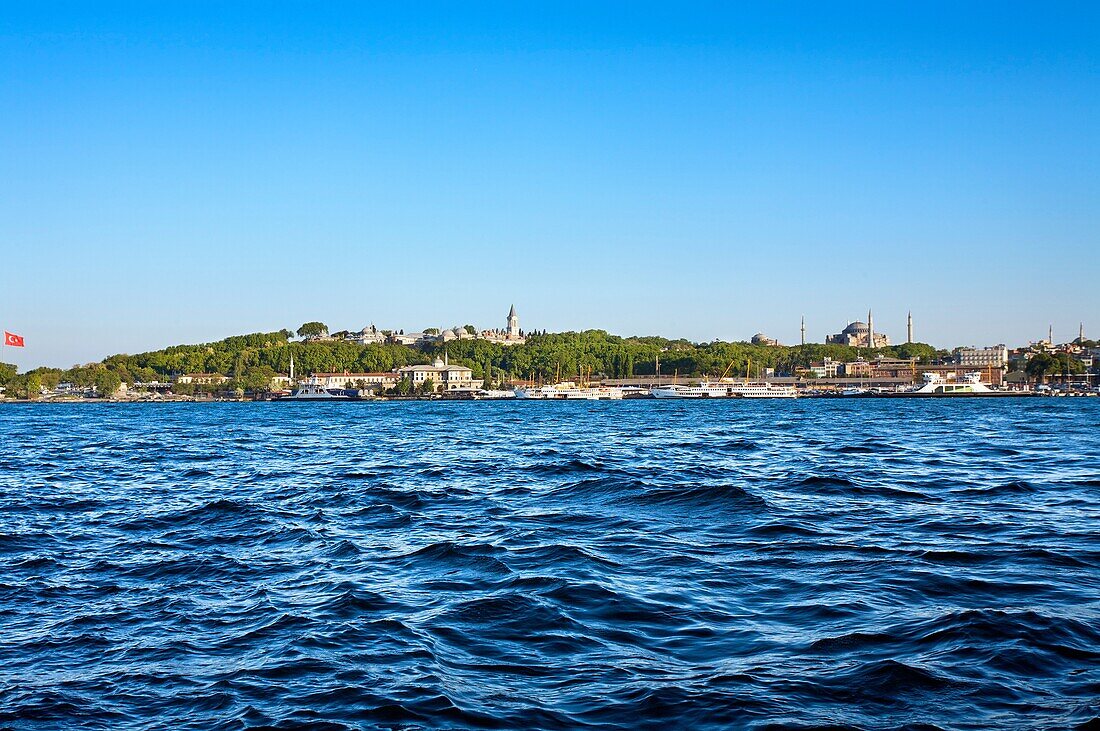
[1, 400, 1098, 730]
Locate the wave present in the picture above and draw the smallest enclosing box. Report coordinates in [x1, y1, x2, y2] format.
[631, 483, 769, 509]
[957, 480, 1038, 495]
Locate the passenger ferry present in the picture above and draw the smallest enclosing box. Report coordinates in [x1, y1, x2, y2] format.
[651, 381, 797, 399]
[514, 382, 624, 400]
[909, 371, 994, 395]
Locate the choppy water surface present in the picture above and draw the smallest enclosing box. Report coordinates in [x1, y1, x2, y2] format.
[1, 400, 1098, 730]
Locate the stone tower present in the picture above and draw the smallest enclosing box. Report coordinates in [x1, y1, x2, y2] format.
[507, 304, 519, 339]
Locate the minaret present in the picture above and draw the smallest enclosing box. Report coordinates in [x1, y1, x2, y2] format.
[800, 315, 806, 346]
[907, 311, 913, 344]
[507, 304, 519, 339]
[1048, 324, 1053, 344]
[1080, 322, 1085, 342]
[868, 308, 874, 348]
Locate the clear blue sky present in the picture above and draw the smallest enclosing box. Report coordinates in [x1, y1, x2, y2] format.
[1, 2, 1097, 369]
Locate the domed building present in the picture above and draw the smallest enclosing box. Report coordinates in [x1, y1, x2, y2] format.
[751, 333, 779, 346]
[826, 310, 890, 348]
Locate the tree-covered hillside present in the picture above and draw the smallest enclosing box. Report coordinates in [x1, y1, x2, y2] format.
[0, 328, 945, 397]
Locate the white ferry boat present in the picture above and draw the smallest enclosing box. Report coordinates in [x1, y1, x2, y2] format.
[278, 382, 354, 401]
[651, 381, 797, 399]
[473, 389, 517, 400]
[514, 382, 624, 400]
[910, 371, 994, 395]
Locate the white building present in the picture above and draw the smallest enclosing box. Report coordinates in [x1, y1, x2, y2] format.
[808, 357, 841, 378]
[347, 325, 386, 345]
[439, 326, 476, 343]
[309, 372, 400, 390]
[390, 332, 435, 346]
[956, 345, 1008, 368]
[397, 356, 482, 392]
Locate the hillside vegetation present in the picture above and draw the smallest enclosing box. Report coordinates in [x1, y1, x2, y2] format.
[0, 328, 944, 397]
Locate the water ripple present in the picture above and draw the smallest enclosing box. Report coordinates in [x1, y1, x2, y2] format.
[1, 399, 1098, 729]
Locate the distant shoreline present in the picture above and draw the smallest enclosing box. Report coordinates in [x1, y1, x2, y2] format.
[4, 393, 1091, 405]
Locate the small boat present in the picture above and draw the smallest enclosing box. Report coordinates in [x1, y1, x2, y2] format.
[651, 381, 797, 399]
[514, 382, 624, 400]
[473, 389, 517, 400]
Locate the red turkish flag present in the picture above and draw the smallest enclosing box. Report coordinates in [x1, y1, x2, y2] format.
[4, 331, 24, 347]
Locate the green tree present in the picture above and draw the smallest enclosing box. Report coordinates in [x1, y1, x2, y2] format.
[241, 365, 276, 393]
[889, 342, 939, 363]
[94, 370, 122, 397]
[1026, 353, 1055, 382]
[0, 362, 16, 385]
[24, 374, 43, 399]
[296, 322, 329, 338]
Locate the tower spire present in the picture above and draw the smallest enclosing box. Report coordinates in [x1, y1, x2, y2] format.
[1049, 324, 1053, 344]
[1080, 322, 1085, 342]
[800, 315, 806, 346]
[868, 308, 874, 349]
[507, 304, 519, 339]
[907, 310, 913, 344]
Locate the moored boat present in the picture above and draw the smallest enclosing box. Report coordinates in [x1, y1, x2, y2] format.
[514, 382, 624, 400]
[651, 381, 797, 399]
[906, 371, 996, 396]
[277, 382, 355, 401]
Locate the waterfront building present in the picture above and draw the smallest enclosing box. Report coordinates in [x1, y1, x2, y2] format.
[826, 311, 891, 348]
[843, 359, 873, 378]
[397, 356, 483, 392]
[309, 372, 400, 391]
[957, 345, 1009, 368]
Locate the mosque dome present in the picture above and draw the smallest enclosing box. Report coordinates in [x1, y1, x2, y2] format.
[843, 321, 869, 335]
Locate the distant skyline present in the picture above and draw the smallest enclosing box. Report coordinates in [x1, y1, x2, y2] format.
[2, 3, 1097, 369]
